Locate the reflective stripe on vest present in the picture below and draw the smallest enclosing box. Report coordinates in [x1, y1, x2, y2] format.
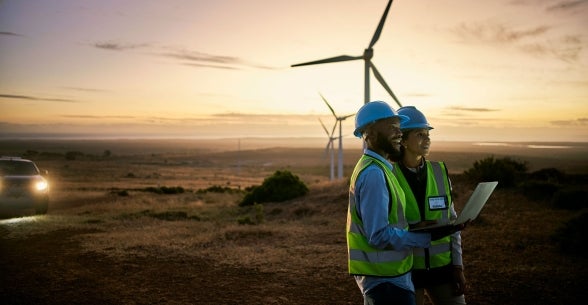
[347, 154, 412, 276]
[393, 161, 453, 270]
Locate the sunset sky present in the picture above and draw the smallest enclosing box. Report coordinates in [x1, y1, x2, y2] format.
[1, 0, 587, 142]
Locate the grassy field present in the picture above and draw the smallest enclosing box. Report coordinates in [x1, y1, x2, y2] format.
[1, 138, 587, 305]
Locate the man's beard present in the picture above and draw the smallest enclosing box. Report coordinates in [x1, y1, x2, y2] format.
[376, 133, 401, 161]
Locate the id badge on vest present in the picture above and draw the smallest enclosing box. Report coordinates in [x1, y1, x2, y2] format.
[427, 195, 448, 210]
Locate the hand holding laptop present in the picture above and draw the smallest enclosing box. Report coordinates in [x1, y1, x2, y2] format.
[429, 220, 470, 241]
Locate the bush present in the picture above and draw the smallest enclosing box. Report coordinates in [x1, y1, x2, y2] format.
[197, 185, 238, 194]
[464, 156, 528, 188]
[528, 168, 566, 184]
[239, 170, 308, 206]
[551, 211, 588, 257]
[144, 186, 185, 194]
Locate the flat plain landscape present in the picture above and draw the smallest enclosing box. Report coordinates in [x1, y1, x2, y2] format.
[1, 138, 587, 305]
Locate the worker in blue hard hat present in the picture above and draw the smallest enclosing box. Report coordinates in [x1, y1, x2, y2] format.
[347, 101, 460, 305]
[392, 106, 467, 305]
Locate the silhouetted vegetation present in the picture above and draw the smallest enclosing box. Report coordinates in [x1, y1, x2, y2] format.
[115, 209, 199, 221]
[197, 185, 241, 194]
[465, 158, 587, 211]
[143, 186, 185, 194]
[65, 151, 85, 160]
[237, 203, 265, 225]
[239, 170, 309, 206]
[464, 156, 528, 188]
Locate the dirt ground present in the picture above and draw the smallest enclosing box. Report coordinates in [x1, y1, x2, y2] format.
[0, 227, 362, 305]
[0, 193, 362, 305]
[2, 181, 587, 305]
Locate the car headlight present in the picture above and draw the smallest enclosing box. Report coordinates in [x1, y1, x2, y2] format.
[35, 180, 48, 191]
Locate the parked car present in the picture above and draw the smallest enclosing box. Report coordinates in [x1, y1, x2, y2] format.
[0, 156, 49, 215]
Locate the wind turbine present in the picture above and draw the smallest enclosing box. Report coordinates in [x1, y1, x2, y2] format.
[291, 0, 402, 108]
[320, 93, 354, 180]
[318, 117, 337, 181]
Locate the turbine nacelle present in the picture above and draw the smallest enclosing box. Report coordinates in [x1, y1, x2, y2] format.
[363, 48, 374, 61]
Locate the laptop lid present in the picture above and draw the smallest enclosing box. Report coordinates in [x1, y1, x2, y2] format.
[454, 181, 498, 225]
[410, 181, 498, 232]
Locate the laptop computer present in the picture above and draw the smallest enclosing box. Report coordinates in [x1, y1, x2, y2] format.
[410, 181, 498, 232]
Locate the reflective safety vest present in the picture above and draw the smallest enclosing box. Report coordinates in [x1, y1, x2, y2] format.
[347, 154, 413, 276]
[393, 161, 453, 270]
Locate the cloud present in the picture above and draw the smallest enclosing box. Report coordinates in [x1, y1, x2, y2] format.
[162, 49, 277, 70]
[546, 0, 588, 12]
[0, 94, 80, 103]
[62, 87, 109, 93]
[550, 117, 588, 126]
[445, 106, 499, 112]
[451, 21, 583, 62]
[162, 50, 244, 70]
[519, 35, 582, 62]
[0, 31, 24, 37]
[91, 39, 276, 70]
[59, 114, 135, 119]
[93, 41, 149, 51]
[509, 0, 588, 13]
[452, 22, 550, 44]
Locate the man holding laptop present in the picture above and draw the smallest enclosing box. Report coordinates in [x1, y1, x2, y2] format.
[391, 106, 496, 305]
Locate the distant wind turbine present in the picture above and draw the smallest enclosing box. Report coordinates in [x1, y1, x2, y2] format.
[320, 93, 354, 180]
[291, 0, 402, 108]
[318, 117, 337, 181]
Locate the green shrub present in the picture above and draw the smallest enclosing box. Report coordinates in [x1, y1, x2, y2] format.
[551, 212, 588, 257]
[464, 156, 527, 188]
[239, 170, 308, 206]
[143, 186, 185, 194]
[237, 203, 265, 225]
[197, 185, 238, 194]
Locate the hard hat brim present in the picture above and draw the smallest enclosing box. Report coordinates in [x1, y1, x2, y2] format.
[354, 114, 410, 138]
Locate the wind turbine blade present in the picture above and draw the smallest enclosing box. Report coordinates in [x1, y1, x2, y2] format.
[368, 0, 394, 48]
[341, 113, 355, 120]
[319, 93, 337, 118]
[291, 55, 362, 67]
[330, 121, 337, 138]
[370, 62, 402, 107]
[318, 118, 330, 136]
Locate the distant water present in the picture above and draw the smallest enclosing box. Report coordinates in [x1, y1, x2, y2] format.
[473, 142, 572, 149]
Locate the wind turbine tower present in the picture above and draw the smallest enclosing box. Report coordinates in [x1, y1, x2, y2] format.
[320, 94, 354, 180]
[291, 0, 403, 108]
[319, 117, 337, 181]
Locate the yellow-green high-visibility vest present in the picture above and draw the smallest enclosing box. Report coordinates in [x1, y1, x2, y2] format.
[347, 154, 413, 276]
[393, 161, 453, 270]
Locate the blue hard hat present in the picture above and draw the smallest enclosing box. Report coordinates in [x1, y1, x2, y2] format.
[353, 101, 409, 138]
[397, 106, 433, 131]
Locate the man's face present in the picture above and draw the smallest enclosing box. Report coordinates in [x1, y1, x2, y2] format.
[370, 117, 403, 158]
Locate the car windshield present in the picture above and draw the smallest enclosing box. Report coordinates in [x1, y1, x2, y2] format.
[0, 160, 40, 176]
